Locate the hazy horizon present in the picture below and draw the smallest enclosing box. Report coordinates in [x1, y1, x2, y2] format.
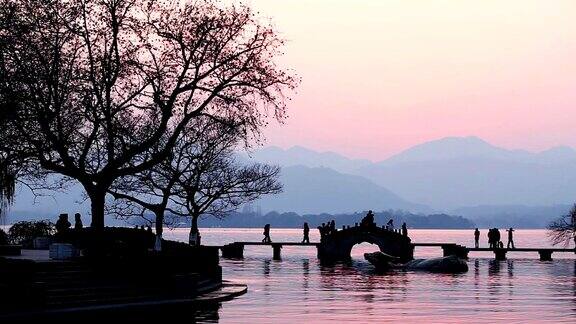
[253, 135, 576, 162]
[242, 0, 576, 160]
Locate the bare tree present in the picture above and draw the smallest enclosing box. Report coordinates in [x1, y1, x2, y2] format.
[172, 150, 282, 246]
[106, 134, 191, 250]
[108, 117, 281, 247]
[548, 204, 576, 248]
[0, 0, 296, 229]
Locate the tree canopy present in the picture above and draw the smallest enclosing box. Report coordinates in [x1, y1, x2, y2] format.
[0, 0, 296, 228]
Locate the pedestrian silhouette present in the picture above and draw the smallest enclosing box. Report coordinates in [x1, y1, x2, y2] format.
[360, 210, 375, 228]
[507, 227, 515, 249]
[302, 222, 310, 243]
[401, 222, 408, 237]
[74, 213, 83, 230]
[329, 220, 336, 234]
[488, 228, 498, 249]
[55, 213, 71, 234]
[262, 224, 272, 243]
[317, 223, 326, 239]
[386, 219, 394, 231]
[474, 228, 480, 248]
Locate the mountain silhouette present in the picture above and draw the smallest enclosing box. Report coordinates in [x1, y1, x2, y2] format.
[250, 137, 576, 211]
[244, 145, 372, 174]
[380, 136, 576, 165]
[8, 137, 576, 221]
[357, 137, 576, 209]
[255, 165, 429, 214]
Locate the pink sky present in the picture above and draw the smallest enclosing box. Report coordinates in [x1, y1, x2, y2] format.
[245, 0, 576, 160]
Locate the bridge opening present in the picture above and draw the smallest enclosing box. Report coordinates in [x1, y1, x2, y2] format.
[350, 242, 380, 260]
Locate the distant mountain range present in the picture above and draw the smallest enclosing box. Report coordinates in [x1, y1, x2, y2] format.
[358, 137, 576, 210]
[255, 165, 429, 214]
[196, 210, 475, 229]
[6, 136, 576, 228]
[250, 137, 576, 211]
[380, 136, 576, 165]
[243, 145, 372, 174]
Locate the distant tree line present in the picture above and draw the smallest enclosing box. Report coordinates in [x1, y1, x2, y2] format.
[184, 209, 476, 229]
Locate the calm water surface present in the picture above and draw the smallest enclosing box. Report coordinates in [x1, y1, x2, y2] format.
[165, 228, 576, 323]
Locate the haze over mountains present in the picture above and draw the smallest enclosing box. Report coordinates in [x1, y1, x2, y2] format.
[6, 136, 575, 228]
[247, 146, 372, 174]
[358, 137, 576, 210]
[245, 136, 576, 215]
[255, 165, 429, 215]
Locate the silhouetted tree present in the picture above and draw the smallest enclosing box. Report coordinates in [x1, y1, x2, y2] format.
[170, 125, 282, 245]
[108, 117, 281, 247]
[8, 220, 55, 247]
[106, 132, 188, 250]
[0, 0, 295, 229]
[548, 204, 576, 247]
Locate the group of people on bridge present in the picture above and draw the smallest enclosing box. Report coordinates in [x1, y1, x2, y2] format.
[360, 210, 409, 237]
[474, 227, 515, 249]
[317, 220, 337, 240]
[261, 211, 410, 243]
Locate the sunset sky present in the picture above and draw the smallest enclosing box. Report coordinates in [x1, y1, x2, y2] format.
[244, 0, 576, 160]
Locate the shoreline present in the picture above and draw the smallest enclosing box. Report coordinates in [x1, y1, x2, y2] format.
[0, 281, 247, 321]
[0, 242, 245, 321]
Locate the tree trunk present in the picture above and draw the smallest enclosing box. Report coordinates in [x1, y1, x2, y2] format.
[154, 211, 164, 251]
[155, 211, 164, 236]
[191, 214, 198, 233]
[189, 215, 200, 246]
[88, 189, 106, 230]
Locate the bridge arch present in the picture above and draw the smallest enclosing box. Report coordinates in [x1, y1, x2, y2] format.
[317, 226, 413, 262]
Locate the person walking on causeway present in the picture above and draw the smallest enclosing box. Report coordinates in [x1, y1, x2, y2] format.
[507, 227, 515, 249]
[302, 222, 310, 243]
[474, 228, 480, 248]
[262, 224, 272, 243]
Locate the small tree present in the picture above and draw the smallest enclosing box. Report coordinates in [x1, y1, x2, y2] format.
[8, 220, 55, 247]
[547, 204, 576, 248]
[109, 118, 282, 247]
[106, 135, 188, 251]
[169, 125, 282, 244]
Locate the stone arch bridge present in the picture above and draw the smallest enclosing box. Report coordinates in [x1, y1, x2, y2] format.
[220, 225, 414, 262]
[316, 226, 413, 262]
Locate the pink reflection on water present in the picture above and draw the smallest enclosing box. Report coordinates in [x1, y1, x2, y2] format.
[164, 229, 576, 323]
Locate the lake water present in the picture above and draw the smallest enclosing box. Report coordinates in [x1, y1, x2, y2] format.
[164, 228, 576, 323]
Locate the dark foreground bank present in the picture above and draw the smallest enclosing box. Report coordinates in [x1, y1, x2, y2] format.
[0, 227, 246, 321]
